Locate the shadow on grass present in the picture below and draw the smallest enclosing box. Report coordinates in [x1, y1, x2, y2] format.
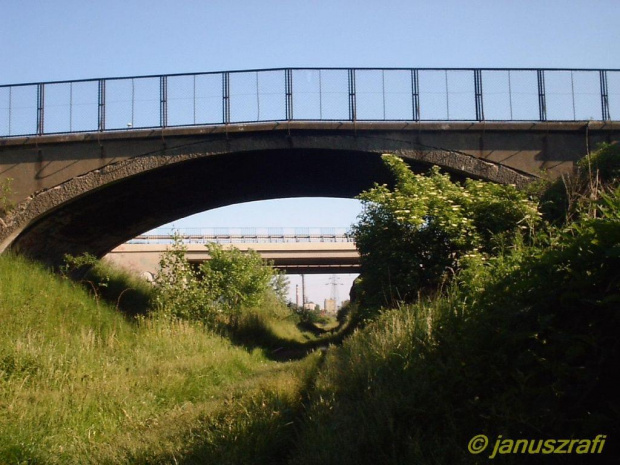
[77, 263, 155, 320]
[130, 352, 328, 465]
[72, 261, 357, 360]
[228, 315, 357, 362]
[70, 261, 358, 361]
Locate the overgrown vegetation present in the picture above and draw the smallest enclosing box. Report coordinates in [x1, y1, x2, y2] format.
[540, 142, 620, 224]
[1, 145, 618, 463]
[150, 236, 339, 353]
[289, 146, 620, 463]
[153, 236, 287, 328]
[0, 177, 14, 215]
[62, 251, 154, 317]
[350, 155, 540, 316]
[0, 253, 321, 464]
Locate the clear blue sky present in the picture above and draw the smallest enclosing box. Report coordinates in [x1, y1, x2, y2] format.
[3, 0, 619, 304]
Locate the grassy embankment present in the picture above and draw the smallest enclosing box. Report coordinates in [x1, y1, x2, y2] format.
[0, 254, 322, 464]
[2, 146, 618, 464]
[288, 148, 620, 464]
[290, 223, 620, 463]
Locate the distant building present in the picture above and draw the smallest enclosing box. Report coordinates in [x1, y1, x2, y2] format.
[324, 298, 337, 314]
[303, 302, 318, 311]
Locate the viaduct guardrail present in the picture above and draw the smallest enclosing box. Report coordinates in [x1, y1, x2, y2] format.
[129, 227, 354, 244]
[1, 68, 618, 137]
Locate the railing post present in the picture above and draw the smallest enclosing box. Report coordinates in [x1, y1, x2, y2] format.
[36, 83, 45, 135]
[508, 70, 513, 120]
[537, 69, 547, 122]
[285, 69, 293, 120]
[222, 72, 230, 124]
[474, 69, 484, 121]
[192, 75, 197, 125]
[98, 79, 106, 131]
[160, 76, 168, 128]
[381, 70, 386, 120]
[411, 69, 420, 121]
[7, 87, 12, 136]
[348, 69, 356, 121]
[600, 70, 611, 121]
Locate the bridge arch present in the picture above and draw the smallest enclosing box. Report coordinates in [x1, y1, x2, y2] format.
[1, 125, 537, 266]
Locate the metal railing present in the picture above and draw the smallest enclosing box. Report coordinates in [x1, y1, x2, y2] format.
[128, 227, 354, 244]
[1, 67, 618, 137]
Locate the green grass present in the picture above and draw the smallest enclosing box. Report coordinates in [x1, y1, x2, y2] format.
[289, 217, 620, 464]
[228, 294, 351, 361]
[2, 177, 618, 463]
[283, 148, 620, 464]
[85, 259, 155, 317]
[0, 254, 319, 464]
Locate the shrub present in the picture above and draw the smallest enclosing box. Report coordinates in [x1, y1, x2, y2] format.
[350, 154, 540, 315]
[153, 235, 218, 324]
[200, 243, 276, 328]
[539, 142, 620, 224]
[153, 236, 288, 330]
[291, 188, 620, 464]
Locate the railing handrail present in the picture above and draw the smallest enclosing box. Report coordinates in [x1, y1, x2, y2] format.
[3, 67, 620, 89]
[127, 227, 354, 244]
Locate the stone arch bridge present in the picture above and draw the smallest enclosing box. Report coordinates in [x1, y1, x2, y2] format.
[2, 120, 618, 267]
[1, 67, 619, 266]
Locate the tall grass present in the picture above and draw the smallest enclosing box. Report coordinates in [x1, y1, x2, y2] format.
[86, 259, 155, 317]
[289, 216, 620, 464]
[3, 150, 618, 463]
[0, 254, 318, 464]
[285, 148, 620, 464]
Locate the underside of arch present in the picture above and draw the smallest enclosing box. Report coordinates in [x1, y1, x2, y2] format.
[1, 139, 534, 267]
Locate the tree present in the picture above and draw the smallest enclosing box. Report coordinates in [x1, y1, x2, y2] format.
[153, 235, 216, 323]
[153, 237, 285, 328]
[270, 271, 290, 305]
[350, 154, 540, 314]
[199, 243, 275, 327]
